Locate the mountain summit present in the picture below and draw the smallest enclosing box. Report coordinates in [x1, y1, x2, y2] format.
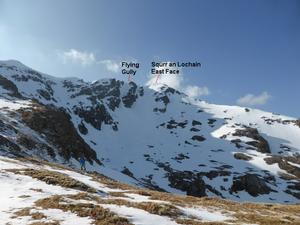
[0, 60, 299, 204]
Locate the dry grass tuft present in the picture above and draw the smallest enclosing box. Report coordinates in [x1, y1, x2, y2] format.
[31, 212, 47, 220]
[92, 195, 183, 218]
[108, 192, 127, 198]
[35, 195, 133, 225]
[12, 207, 46, 221]
[12, 207, 32, 218]
[176, 219, 227, 225]
[135, 202, 182, 218]
[8, 168, 96, 193]
[29, 222, 60, 225]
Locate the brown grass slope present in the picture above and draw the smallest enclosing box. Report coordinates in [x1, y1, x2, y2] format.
[7, 156, 300, 225]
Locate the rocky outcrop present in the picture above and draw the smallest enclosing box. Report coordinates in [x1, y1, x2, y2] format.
[233, 128, 271, 153]
[122, 82, 138, 108]
[73, 79, 123, 111]
[264, 155, 300, 179]
[0, 75, 23, 98]
[16, 134, 56, 158]
[78, 121, 88, 135]
[36, 89, 52, 101]
[192, 120, 202, 126]
[198, 170, 231, 180]
[208, 119, 217, 125]
[166, 120, 188, 129]
[0, 119, 17, 133]
[168, 170, 207, 197]
[74, 104, 117, 131]
[191, 135, 206, 142]
[11, 71, 56, 101]
[153, 86, 180, 113]
[234, 153, 252, 161]
[18, 104, 100, 165]
[190, 127, 200, 132]
[0, 135, 21, 152]
[121, 167, 135, 178]
[230, 174, 273, 197]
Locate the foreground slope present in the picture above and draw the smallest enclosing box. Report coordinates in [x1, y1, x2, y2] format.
[0, 60, 299, 203]
[1, 155, 300, 225]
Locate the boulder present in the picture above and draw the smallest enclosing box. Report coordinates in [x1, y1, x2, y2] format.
[234, 153, 252, 161]
[191, 135, 206, 142]
[231, 174, 273, 197]
[168, 171, 206, 197]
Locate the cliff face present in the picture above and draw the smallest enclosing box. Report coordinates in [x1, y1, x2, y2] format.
[0, 60, 299, 203]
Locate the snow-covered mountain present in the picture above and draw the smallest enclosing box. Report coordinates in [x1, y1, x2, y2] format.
[0, 60, 299, 204]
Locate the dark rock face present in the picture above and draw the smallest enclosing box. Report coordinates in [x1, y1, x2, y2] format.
[168, 171, 207, 197]
[122, 82, 138, 108]
[265, 155, 300, 179]
[286, 182, 300, 199]
[153, 86, 180, 113]
[173, 153, 190, 161]
[0, 119, 17, 133]
[163, 120, 188, 129]
[37, 89, 52, 101]
[191, 135, 206, 142]
[192, 120, 202, 126]
[72, 79, 121, 97]
[208, 119, 217, 125]
[16, 134, 38, 150]
[231, 139, 243, 149]
[18, 104, 100, 165]
[234, 153, 252, 161]
[62, 80, 84, 92]
[70, 79, 123, 111]
[16, 134, 56, 158]
[156, 95, 170, 105]
[199, 170, 231, 180]
[190, 127, 200, 132]
[156, 161, 227, 198]
[0, 75, 23, 98]
[74, 104, 115, 131]
[12, 73, 42, 82]
[285, 189, 300, 199]
[230, 174, 273, 197]
[233, 128, 271, 153]
[0, 135, 21, 152]
[10, 71, 56, 101]
[121, 167, 135, 178]
[78, 121, 88, 135]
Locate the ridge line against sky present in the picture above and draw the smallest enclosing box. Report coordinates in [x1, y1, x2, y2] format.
[0, 0, 299, 117]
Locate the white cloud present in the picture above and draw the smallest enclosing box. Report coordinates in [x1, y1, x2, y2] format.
[184, 86, 210, 98]
[59, 49, 96, 66]
[99, 60, 120, 73]
[237, 91, 271, 106]
[146, 62, 209, 98]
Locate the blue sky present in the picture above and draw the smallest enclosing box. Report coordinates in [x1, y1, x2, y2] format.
[0, 0, 299, 117]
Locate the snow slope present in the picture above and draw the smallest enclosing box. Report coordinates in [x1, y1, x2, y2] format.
[0, 155, 239, 225]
